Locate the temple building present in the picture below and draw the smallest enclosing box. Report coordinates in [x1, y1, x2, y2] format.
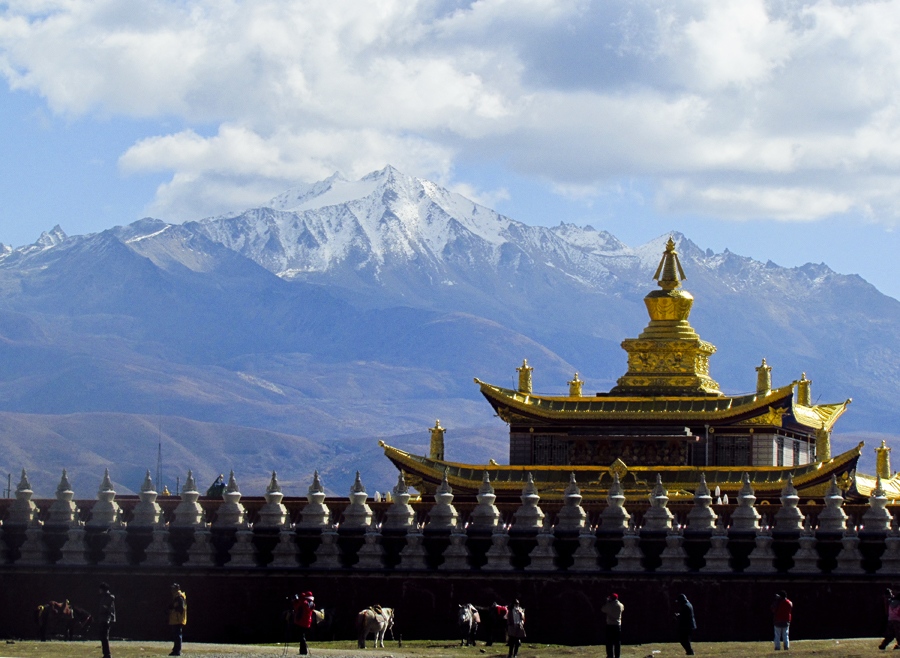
[382, 239, 892, 501]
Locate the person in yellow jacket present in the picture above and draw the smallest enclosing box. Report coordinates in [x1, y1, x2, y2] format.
[168, 583, 187, 656]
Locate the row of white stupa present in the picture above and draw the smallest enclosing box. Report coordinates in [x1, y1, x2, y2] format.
[2, 466, 895, 534]
[2, 467, 899, 573]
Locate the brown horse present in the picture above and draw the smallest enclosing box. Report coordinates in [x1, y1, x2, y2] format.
[356, 606, 394, 648]
[35, 601, 92, 641]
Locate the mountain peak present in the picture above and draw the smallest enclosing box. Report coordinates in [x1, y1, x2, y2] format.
[362, 164, 404, 182]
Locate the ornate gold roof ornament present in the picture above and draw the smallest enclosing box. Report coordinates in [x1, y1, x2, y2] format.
[611, 237, 722, 397]
[609, 457, 628, 480]
[429, 419, 445, 461]
[736, 406, 789, 427]
[797, 373, 812, 406]
[876, 440, 892, 480]
[837, 470, 853, 493]
[756, 358, 772, 395]
[815, 428, 832, 462]
[516, 359, 533, 394]
[568, 372, 583, 397]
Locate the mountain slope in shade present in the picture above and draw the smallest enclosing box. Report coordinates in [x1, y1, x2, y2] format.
[0, 165, 896, 492]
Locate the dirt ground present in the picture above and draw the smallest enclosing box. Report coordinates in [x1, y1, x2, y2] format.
[0, 638, 886, 658]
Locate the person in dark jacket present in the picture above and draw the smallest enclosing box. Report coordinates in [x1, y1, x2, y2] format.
[674, 594, 696, 655]
[98, 582, 116, 658]
[506, 600, 526, 658]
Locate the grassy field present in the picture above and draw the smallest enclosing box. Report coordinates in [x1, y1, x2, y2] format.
[0, 638, 886, 658]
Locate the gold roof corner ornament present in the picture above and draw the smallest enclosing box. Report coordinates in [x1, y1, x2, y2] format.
[611, 238, 721, 397]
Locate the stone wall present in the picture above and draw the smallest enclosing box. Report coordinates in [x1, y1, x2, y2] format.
[0, 468, 895, 644]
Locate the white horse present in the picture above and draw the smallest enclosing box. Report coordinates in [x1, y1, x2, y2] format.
[458, 603, 480, 646]
[356, 606, 395, 648]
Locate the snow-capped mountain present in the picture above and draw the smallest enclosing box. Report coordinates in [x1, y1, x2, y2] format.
[0, 165, 897, 495]
[189, 166, 630, 293]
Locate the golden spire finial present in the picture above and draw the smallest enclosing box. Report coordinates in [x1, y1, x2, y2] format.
[612, 234, 721, 396]
[652, 237, 687, 291]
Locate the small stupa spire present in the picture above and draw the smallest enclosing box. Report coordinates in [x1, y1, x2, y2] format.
[141, 470, 155, 493]
[57, 469, 73, 494]
[99, 468, 114, 493]
[225, 470, 240, 494]
[309, 470, 324, 494]
[183, 470, 197, 493]
[17, 469, 32, 493]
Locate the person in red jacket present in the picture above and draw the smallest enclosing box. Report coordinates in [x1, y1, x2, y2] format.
[771, 590, 793, 651]
[292, 591, 315, 655]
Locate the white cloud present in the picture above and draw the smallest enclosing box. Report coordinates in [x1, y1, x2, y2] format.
[449, 181, 510, 210]
[6, 0, 900, 223]
[120, 124, 455, 220]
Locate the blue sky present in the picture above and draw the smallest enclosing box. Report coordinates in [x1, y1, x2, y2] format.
[1, 0, 900, 298]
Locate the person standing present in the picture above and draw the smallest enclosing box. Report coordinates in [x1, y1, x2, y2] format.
[880, 591, 900, 650]
[674, 594, 696, 655]
[506, 600, 526, 658]
[771, 590, 792, 651]
[168, 583, 187, 657]
[292, 591, 316, 655]
[601, 593, 624, 658]
[98, 582, 116, 658]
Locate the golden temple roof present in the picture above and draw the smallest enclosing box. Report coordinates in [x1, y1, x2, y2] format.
[380, 440, 865, 500]
[791, 400, 851, 431]
[476, 379, 799, 423]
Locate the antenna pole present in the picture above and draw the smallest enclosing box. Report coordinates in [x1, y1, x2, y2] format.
[156, 412, 163, 493]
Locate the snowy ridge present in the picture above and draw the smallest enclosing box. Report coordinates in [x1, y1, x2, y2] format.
[189, 165, 645, 284]
[0, 166, 853, 304]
